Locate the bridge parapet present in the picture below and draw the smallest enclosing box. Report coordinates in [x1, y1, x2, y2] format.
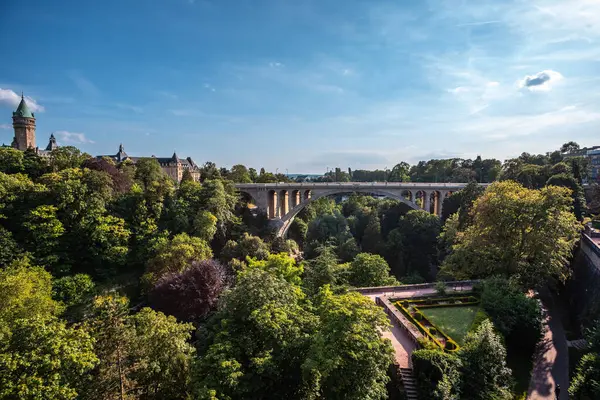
[235, 182, 488, 237]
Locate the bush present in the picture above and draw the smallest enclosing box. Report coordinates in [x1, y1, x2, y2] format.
[52, 274, 95, 308]
[435, 281, 447, 296]
[412, 349, 462, 400]
[480, 278, 542, 353]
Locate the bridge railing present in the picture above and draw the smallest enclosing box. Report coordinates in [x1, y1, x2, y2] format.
[235, 182, 488, 189]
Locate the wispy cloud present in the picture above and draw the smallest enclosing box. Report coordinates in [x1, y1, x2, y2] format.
[456, 20, 501, 27]
[68, 71, 100, 96]
[0, 88, 45, 112]
[115, 103, 144, 113]
[0, 124, 11, 130]
[54, 130, 95, 144]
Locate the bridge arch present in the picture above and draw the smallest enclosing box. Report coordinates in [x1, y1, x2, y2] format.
[277, 188, 421, 237]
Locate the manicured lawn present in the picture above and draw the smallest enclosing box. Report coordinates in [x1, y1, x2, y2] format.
[420, 306, 479, 345]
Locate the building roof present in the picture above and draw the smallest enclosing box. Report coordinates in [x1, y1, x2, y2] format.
[97, 144, 200, 169]
[13, 94, 34, 118]
[45, 133, 58, 151]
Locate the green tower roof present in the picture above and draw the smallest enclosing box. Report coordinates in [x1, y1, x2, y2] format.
[13, 94, 34, 118]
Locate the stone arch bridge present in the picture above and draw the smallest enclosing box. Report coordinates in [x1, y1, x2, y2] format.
[236, 182, 488, 237]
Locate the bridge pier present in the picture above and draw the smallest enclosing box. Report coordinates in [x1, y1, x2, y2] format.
[236, 183, 487, 237]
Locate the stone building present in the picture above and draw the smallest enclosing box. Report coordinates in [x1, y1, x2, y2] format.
[6, 94, 201, 182]
[8, 94, 56, 156]
[98, 144, 201, 182]
[565, 146, 600, 183]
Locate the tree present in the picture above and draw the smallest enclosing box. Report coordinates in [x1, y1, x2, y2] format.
[229, 164, 252, 183]
[302, 286, 394, 400]
[547, 172, 585, 220]
[0, 257, 62, 324]
[570, 320, 600, 399]
[388, 162, 411, 182]
[560, 141, 580, 154]
[86, 295, 195, 400]
[0, 226, 22, 267]
[149, 260, 229, 322]
[347, 253, 396, 287]
[303, 246, 348, 295]
[52, 273, 95, 308]
[49, 146, 91, 171]
[386, 210, 441, 280]
[128, 308, 196, 399]
[246, 253, 304, 286]
[0, 316, 98, 400]
[479, 278, 542, 354]
[220, 232, 270, 263]
[412, 349, 462, 400]
[193, 269, 318, 400]
[361, 212, 383, 254]
[441, 181, 581, 288]
[145, 233, 213, 283]
[192, 210, 218, 242]
[459, 319, 513, 400]
[199, 162, 221, 182]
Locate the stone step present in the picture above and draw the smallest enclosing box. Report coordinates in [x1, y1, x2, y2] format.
[568, 339, 588, 350]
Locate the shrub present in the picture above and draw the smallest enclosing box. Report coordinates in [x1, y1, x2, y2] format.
[435, 281, 447, 296]
[480, 278, 542, 353]
[149, 259, 229, 322]
[412, 349, 462, 400]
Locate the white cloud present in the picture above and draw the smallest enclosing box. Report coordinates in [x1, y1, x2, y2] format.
[54, 130, 95, 144]
[0, 124, 10, 130]
[0, 88, 45, 112]
[518, 70, 564, 91]
[269, 62, 283, 68]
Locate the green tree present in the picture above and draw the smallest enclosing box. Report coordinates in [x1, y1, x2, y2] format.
[386, 210, 441, 280]
[347, 253, 396, 287]
[441, 181, 581, 288]
[560, 141, 580, 154]
[412, 349, 462, 400]
[49, 146, 91, 171]
[193, 269, 318, 400]
[220, 232, 270, 263]
[0, 316, 98, 400]
[0, 226, 22, 267]
[303, 246, 348, 295]
[246, 253, 304, 286]
[459, 319, 512, 400]
[192, 210, 218, 242]
[145, 233, 213, 283]
[361, 212, 383, 254]
[0, 258, 62, 324]
[229, 164, 252, 183]
[302, 286, 394, 400]
[570, 320, 600, 399]
[23, 205, 65, 267]
[128, 308, 195, 399]
[52, 274, 95, 308]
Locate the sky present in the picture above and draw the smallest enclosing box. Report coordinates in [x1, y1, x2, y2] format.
[1, 0, 599, 173]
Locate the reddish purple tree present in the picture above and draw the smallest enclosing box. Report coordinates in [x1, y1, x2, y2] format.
[148, 259, 229, 322]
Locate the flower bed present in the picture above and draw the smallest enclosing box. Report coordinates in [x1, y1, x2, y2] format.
[393, 296, 480, 352]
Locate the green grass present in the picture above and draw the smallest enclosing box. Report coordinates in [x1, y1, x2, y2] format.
[420, 306, 479, 345]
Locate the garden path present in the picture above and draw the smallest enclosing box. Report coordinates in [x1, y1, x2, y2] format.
[527, 291, 569, 400]
[361, 284, 474, 368]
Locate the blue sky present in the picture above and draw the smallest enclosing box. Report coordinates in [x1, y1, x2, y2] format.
[1, 0, 599, 173]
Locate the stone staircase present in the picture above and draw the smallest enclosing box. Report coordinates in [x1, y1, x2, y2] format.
[399, 367, 418, 400]
[567, 338, 588, 350]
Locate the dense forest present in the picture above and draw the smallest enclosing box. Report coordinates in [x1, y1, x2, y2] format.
[0, 141, 599, 399]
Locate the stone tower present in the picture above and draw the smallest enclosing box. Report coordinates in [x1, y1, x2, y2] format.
[12, 94, 36, 150]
